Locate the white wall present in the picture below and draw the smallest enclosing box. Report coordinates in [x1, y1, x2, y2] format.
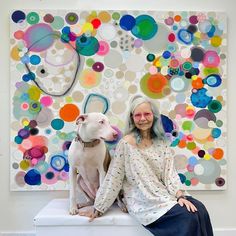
[0, 0, 236, 233]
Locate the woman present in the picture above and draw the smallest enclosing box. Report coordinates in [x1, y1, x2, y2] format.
[85, 95, 213, 236]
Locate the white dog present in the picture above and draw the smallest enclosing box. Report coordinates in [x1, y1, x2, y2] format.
[68, 112, 125, 215]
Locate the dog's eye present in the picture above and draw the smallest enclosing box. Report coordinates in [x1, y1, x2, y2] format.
[99, 120, 104, 124]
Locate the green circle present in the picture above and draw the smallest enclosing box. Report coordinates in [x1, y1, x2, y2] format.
[29, 101, 41, 114]
[208, 100, 222, 113]
[131, 15, 158, 40]
[183, 62, 192, 71]
[182, 121, 194, 131]
[27, 12, 40, 25]
[112, 12, 120, 20]
[187, 142, 196, 150]
[185, 179, 191, 186]
[51, 16, 65, 30]
[147, 53, 155, 62]
[86, 58, 95, 67]
[216, 120, 223, 127]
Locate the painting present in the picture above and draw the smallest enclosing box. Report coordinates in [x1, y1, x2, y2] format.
[10, 10, 227, 190]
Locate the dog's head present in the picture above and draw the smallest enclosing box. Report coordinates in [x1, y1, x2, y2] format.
[76, 112, 118, 142]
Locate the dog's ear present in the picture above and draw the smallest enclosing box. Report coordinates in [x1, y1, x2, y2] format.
[76, 114, 88, 125]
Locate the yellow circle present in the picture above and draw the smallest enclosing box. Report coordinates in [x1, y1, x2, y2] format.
[211, 36, 222, 47]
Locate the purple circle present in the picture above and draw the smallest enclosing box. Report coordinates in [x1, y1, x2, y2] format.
[133, 39, 143, 48]
[18, 129, 30, 139]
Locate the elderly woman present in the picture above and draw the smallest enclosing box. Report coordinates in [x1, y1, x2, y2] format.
[86, 95, 213, 236]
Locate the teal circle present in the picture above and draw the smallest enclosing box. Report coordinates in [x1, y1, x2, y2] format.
[15, 136, 23, 144]
[51, 118, 65, 130]
[146, 53, 155, 62]
[211, 128, 221, 138]
[76, 35, 99, 56]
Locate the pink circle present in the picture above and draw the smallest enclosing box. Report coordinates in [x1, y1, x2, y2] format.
[97, 41, 109, 56]
[187, 164, 194, 172]
[40, 96, 53, 107]
[31, 158, 38, 166]
[59, 171, 69, 181]
[41, 168, 59, 184]
[21, 102, 29, 110]
[149, 65, 157, 75]
[203, 50, 220, 68]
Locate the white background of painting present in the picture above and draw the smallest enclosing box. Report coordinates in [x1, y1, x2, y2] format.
[0, 0, 235, 234]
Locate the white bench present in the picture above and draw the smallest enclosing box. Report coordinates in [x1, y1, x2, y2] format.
[34, 199, 152, 236]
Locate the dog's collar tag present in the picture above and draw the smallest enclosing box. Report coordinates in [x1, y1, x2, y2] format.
[75, 134, 101, 148]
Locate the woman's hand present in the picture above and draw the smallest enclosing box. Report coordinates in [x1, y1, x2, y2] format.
[178, 198, 198, 212]
[88, 209, 103, 222]
[78, 207, 103, 221]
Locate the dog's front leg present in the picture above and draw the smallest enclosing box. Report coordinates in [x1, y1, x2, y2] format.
[69, 166, 79, 215]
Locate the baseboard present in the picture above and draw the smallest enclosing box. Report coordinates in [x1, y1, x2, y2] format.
[214, 228, 236, 236]
[1, 229, 236, 236]
[0, 232, 35, 236]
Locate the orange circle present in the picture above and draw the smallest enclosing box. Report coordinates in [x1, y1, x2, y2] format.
[147, 73, 168, 93]
[59, 104, 80, 122]
[212, 148, 224, 160]
[178, 139, 186, 148]
[192, 77, 204, 89]
[174, 15, 182, 22]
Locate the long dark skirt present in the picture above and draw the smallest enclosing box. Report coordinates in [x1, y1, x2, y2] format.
[143, 196, 213, 236]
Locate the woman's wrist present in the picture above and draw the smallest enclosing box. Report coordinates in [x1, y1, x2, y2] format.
[94, 208, 103, 216]
[176, 195, 187, 202]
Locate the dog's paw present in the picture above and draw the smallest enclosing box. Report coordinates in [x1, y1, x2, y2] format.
[69, 206, 79, 215]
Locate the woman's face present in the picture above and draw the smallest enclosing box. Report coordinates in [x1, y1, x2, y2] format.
[132, 102, 154, 131]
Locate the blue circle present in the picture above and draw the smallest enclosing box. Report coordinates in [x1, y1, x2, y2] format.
[30, 55, 41, 65]
[177, 29, 193, 45]
[22, 74, 31, 82]
[50, 155, 66, 171]
[62, 26, 71, 34]
[24, 169, 41, 185]
[120, 14, 136, 31]
[21, 55, 30, 64]
[51, 119, 64, 130]
[162, 50, 171, 59]
[205, 74, 222, 87]
[188, 156, 198, 166]
[11, 10, 26, 23]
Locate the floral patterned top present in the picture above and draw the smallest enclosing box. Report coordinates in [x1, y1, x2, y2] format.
[94, 138, 182, 226]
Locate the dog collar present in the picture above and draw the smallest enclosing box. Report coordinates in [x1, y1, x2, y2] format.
[75, 134, 101, 148]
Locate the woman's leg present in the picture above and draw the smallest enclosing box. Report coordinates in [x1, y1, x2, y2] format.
[186, 196, 214, 236]
[143, 203, 202, 236]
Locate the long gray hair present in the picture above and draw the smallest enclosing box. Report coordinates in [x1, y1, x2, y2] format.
[124, 95, 166, 144]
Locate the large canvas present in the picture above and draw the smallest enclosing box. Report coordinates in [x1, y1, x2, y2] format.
[10, 10, 227, 190]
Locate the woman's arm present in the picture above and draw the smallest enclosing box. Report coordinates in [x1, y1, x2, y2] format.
[162, 145, 197, 212]
[90, 140, 126, 220]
